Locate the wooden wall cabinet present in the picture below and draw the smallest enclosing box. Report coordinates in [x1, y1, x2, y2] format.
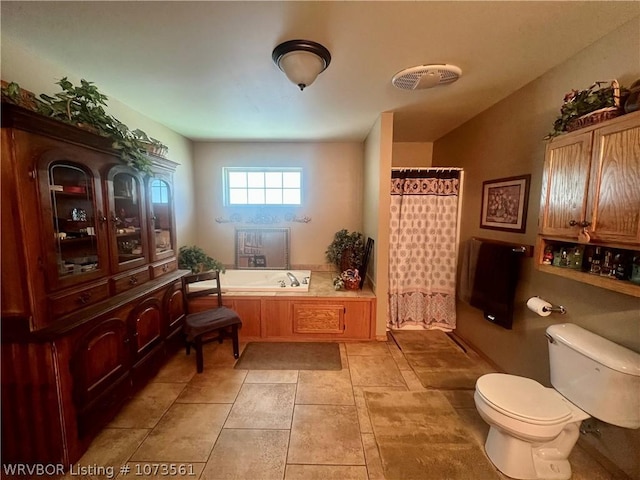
[538, 111, 640, 296]
[1, 103, 188, 466]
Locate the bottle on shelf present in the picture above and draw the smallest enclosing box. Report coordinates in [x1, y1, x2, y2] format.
[589, 246, 602, 275]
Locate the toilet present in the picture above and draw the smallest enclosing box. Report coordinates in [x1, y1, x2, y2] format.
[474, 323, 640, 480]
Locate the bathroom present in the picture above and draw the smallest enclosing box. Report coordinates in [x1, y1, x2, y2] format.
[2, 5, 639, 479]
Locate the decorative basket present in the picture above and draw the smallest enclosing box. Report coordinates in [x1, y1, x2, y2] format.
[341, 269, 361, 290]
[566, 80, 624, 132]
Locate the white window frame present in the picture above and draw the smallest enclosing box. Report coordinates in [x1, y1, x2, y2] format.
[223, 167, 303, 206]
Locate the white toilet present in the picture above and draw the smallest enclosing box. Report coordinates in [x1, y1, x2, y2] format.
[474, 323, 640, 480]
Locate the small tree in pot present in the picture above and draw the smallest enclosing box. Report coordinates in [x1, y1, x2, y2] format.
[178, 245, 225, 274]
[325, 229, 365, 272]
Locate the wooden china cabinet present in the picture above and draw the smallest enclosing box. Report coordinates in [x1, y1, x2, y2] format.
[1, 103, 188, 466]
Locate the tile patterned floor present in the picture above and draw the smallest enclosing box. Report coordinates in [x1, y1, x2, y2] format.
[69, 335, 619, 480]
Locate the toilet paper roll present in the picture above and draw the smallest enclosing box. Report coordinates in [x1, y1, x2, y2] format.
[526, 297, 552, 317]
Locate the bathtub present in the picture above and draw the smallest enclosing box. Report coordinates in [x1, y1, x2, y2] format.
[189, 269, 312, 293]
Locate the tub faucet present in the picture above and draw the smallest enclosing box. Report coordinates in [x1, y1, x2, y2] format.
[286, 272, 300, 287]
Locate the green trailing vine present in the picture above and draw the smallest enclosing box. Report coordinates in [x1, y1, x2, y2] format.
[1, 78, 167, 174]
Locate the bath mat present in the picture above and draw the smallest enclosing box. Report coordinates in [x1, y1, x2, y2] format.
[365, 390, 500, 480]
[234, 342, 342, 370]
[391, 330, 495, 389]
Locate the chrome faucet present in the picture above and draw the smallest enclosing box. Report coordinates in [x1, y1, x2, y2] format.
[286, 272, 300, 287]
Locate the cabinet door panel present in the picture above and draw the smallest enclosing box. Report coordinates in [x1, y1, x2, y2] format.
[164, 284, 185, 338]
[540, 132, 592, 237]
[588, 119, 640, 244]
[129, 298, 162, 359]
[106, 167, 149, 272]
[37, 147, 110, 291]
[71, 318, 129, 408]
[293, 303, 344, 334]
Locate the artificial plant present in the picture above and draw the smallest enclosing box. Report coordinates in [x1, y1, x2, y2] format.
[178, 245, 226, 274]
[1, 78, 167, 173]
[325, 229, 365, 272]
[546, 81, 626, 138]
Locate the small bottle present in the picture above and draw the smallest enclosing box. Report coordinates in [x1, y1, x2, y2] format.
[600, 249, 614, 277]
[590, 247, 602, 275]
[631, 253, 640, 285]
[571, 247, 583, 270]
[613, 252, 629, 280]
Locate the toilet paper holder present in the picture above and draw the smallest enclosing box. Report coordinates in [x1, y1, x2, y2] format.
[543, 304, 566, 315]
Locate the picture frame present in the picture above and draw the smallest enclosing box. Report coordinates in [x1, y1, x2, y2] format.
[480, 174, 530, 233]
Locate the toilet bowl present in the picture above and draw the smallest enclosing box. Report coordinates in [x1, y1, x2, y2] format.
[474, 373, 589, 480]
[474, 324, 640, 480]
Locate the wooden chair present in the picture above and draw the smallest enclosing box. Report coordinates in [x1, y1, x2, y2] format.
[182, 271, 242, 373]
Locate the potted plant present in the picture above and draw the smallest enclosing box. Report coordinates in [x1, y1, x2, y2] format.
[325, 229, 365, 272]
[178, 245, 226, 274]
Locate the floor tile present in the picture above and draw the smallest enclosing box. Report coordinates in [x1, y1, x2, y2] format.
[109, 382, 186, 429]
[345, 341, 391, 356]
[69, 428, 149, 476]
[201, 429, 288, 480]
[224, 383, 295, 429]
[176, 369, 247, 403]
[131, 403, 230, 462]
[361, 432, 385, 480]
[400, 369, 426, 391]
[287, 404, 364, 465]
[295, 370, 354, 405]
[348, 354, 406, 387]
[152, 351, 197, 383]
[284, 464, 368, 480]
[244, 370, 298, 383]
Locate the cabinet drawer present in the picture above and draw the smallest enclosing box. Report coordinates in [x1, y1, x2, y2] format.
[151, 259, 177, 278]
[111, 267, 150, 294]
[49, 281, 110, 317]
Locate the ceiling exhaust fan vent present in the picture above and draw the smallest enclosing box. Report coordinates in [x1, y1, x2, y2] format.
[392, 64, 462, 90]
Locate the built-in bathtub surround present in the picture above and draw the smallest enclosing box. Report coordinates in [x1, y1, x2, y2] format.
[186, 272, 376, 342]
[188, 269, 312, 293]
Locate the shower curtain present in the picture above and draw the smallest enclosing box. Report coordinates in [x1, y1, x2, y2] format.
[388, 169, 461, 331]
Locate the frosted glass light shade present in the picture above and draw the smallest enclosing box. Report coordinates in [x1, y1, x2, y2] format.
[272, 40, 331, 91]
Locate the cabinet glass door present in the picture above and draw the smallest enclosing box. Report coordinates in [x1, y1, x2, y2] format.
[110, 170, 147, 270]
[149, 178, 175, 260]
[49, 163, 102, 281]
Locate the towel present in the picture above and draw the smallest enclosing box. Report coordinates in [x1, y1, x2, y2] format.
[469, 241, 521, 329]
[458, 238, 482, 304]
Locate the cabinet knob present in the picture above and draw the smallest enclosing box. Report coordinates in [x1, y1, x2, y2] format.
[129, 276, 138, 285]
[569, 220, 578, 227]
[579, 221, 592, 228]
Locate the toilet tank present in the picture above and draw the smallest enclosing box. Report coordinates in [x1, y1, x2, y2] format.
[547, 323, 640, 429]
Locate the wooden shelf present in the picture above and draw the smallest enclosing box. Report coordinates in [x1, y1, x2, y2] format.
[537, 264, 640, 297]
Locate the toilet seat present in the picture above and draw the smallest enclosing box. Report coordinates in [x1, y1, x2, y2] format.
[476, 373, 573, 426]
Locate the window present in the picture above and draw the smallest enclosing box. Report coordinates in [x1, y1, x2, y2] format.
[223, 167, 302, 206]
[150, 179, 169, 204]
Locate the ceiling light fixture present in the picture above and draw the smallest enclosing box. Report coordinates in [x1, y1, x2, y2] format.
[272, 39, 331, 91]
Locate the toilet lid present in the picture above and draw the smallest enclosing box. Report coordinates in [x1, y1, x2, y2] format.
[476, 373, 573, 425]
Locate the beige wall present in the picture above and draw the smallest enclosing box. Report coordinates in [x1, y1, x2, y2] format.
[392, 142, 433, 168]
[363, 113, 394, 339]
[1, 36, 197, 246]
[433, 18, 640, 478]
[192, 142, 364, 268]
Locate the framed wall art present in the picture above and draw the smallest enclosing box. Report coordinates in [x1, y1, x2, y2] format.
[480, 174, 530, 233]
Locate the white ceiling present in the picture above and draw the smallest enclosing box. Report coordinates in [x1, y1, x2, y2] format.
[2, 1, 639, 143]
